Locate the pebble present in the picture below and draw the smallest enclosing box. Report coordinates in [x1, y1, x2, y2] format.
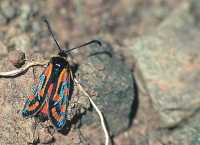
[0, 1, 17, 20]
[0, 13, 7, 25]
[8, 50, 25, 68]
[0, 41, 8, 56]
[38, 127, 54, 144]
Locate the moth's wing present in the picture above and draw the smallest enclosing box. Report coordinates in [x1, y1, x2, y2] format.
[22, 64, 53, 117]
[48, 68, 71, 130]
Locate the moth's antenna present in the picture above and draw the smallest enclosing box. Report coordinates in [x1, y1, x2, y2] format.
[43, 18, 62, 52]
[64, 40, 102, 54]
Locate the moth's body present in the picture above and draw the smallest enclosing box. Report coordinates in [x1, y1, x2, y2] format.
[22, 56, 72, 129]
[22, 19, 101, 131]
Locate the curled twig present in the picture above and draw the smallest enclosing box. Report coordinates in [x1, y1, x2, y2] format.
[0, 61, 110, 145]
[0, 61, 48, 77]
[74, 78, 110, 145]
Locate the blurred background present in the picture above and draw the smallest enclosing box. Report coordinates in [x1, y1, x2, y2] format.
[0, 0, 200, 145]
[0, 0, 193, 60]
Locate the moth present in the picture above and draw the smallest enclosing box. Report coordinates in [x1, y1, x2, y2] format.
[22, 19, 101, 130]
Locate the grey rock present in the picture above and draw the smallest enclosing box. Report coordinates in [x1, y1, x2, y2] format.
[146, 111, 200, 145]
[18, 4, 32, 32]
[0, 13, 7, 25]
[191, 0, 200, 25]
[128, 2, 200, 145]
[77, 41, 135, 136]
[0, 0, 17, 20]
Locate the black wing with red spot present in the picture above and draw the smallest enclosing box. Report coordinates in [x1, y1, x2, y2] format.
[22, 63, 53, 117]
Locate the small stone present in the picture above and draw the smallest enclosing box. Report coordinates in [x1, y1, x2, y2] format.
[0, 13, 7, 25]
[73, 136, 81, 144]
[80, 107, 86, 114]
[191, 0, 200, 24]
[20, 4, 31, 19]
[8, 50, 25, 68]
[1, 1, 17, 20]
[19, 4, 32, 31]
[0, 41, 8, 56]
[38, 127, 54, 144]
[31, 21, 41, 34]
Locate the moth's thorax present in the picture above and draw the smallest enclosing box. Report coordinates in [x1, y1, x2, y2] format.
[50, 56, 69, 69]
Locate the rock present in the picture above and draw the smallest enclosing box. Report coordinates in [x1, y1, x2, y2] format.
[0, 59, 34, 145]
[0, 13, 7, 25]
[8, 34, 31, 53]
[0, 41, 8, 57]
[76, 41, 135, 136]
[18, 3, 39, 32]
[8, 50, 25, 68]
[191, 0, 200, 25]
[37, 127, 54, 144]
[0, 0, 17, 20]
[18, 4, 32, 31]
[127, 2, 200, 145]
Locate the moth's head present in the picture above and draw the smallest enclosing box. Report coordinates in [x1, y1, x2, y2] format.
[58, 50, 68, 58]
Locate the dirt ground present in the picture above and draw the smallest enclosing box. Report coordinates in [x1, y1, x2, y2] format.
[1, 0, 199, 145]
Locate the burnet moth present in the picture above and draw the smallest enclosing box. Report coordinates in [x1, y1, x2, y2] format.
[22, 18, 101, 130]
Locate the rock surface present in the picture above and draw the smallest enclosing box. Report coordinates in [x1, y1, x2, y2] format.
[127, 2, 200, 145]
[77, 41, 135, 136]
[0, 0, 200, 145]
[0, 41, 135, 145]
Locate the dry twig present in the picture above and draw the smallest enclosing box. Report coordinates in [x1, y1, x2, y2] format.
[0, 61, 48, 77]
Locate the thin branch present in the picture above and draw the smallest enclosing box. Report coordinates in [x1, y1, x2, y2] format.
[74, 78, 110, 145]
[0, 61, 48, 77]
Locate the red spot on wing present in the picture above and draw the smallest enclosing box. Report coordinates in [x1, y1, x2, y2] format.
[40, 102, 48, 115]
[38, 89, 46, 97]
[44, 64, 53, 76]
[28, 101, 39, 111]
[53, 95, 60, 101]
[63, 88, 69, 96]
[61, 105, 65, 113]
[48, 83, 54, 97]
[51, 107, 61, 122]
[28, 95, 35, 100]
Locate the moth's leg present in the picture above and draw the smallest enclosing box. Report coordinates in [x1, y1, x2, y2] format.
[76, 73, 80, 82]
[73, 73, 80, 87]
[70, 69, 75, 82]
[27, 118, 40, 145]
[38, 120, 55, 144]
[33, 118, 40, 142]
[32, 66, 36, 84]
[40, 120, 55, 136]
[27, 139, 39, 145]
[46, 125, 55, 137]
